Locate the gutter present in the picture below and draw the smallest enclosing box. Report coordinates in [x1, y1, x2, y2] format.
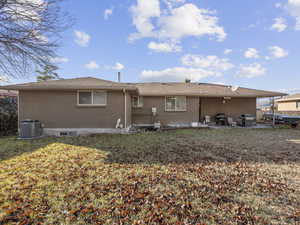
[123, 88, 127, 128]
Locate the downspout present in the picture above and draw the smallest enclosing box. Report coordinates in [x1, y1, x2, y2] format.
[272, 97, 275, 128]
[123, 88, 127, 129]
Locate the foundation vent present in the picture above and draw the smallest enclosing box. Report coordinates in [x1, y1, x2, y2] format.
[59, 131, 78, 137]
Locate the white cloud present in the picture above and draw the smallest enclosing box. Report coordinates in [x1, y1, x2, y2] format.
[236, 63, 266, 78]
[30, 30, 48, 43]
[0, 75, 9, 83]
[265, 56, 271, 60]
[140, 53, 234, 82]
[269, 46, 289, 58]
[270, 17, 287, 32]
[275, 3, 282, 8]
[50, 57, 69, 64]
[224, 49, 233, 55]
[158, 4, 226, 42]
[104, 8, 113, 20]
[112, 62, 125, 71]
[140, 67, 217, 82]
[286, 0, 300, 30]
[85, 61, 99, 70]
[278, 87, 300, 94]
[181, 54, 234, 71]
[163, 0, 186, 9]
[148, 41, 181, 52]
[129, 1, 226, 46]
[244, 48, 260, 59]
[74, 30, 90, 47]
[129, 0, 161, 41]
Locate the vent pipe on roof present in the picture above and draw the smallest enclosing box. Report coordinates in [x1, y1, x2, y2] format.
[118, 72, 121, 83]
[231, 86, 239, 92]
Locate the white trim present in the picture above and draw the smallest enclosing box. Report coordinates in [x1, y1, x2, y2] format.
[77, 90, 107, 106]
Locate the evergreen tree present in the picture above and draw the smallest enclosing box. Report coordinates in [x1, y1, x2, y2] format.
[36, 65, 60, 82]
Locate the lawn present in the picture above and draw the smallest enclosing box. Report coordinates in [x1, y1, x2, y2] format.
[0, 128, 300, 224]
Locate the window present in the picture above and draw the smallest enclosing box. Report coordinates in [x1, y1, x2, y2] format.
[77, 91, 107, 106]
[297, 101, 300, 109]
[165, 96, 187, 112]
[132, 96, 143, 108]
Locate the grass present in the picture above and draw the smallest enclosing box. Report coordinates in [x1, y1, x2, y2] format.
[0, 128, 300, 224]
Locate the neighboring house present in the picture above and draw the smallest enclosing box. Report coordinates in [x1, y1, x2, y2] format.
[1, 77, 285, 135]
[0, 89, 18, 99]
[276, 93, 300, 116]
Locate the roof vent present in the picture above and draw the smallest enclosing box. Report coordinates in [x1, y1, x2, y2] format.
[118, 72, 121, 83]
[231, 86, 239, 92]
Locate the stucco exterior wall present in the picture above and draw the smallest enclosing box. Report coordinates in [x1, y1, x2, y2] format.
[200, 97, 257, 122]
[277, 101, 300, 112]
[19, 91, 257, 129]
[132, 96, 200, 126]
[19, 90, 130, 128]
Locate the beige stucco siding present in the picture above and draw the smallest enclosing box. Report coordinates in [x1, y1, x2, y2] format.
[200, 97, 257, 121]
[278, 101, 300, 112]
[132, 96, 199, 126]
[19, 90, 130, 128]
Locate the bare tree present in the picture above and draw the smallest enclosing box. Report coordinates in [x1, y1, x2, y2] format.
[0, 0, 71, 79]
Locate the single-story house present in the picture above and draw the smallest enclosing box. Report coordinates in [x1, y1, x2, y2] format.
[1, 77, 286, 136]
[276, 93, 300, 116]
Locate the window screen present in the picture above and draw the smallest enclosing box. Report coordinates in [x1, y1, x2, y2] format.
[78, 91, 107, 105]
[132, 96, 143, 108]
[93, 91, 107, 105]
[165, 96, 186, 111]
[78, 92, 92, 105]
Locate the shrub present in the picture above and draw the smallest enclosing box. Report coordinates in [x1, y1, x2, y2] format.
[0, 97, 18, 136]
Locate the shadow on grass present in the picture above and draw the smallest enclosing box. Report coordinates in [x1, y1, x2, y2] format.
[1, 128, 300, 165]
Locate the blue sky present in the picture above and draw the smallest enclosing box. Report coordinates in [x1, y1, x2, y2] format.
[4, 0, 300, 93]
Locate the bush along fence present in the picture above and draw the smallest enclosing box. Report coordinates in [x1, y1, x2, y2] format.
[0, 97, 18, 136]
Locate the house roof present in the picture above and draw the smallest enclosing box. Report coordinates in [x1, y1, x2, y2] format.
[0, 89, 18, 97]
[0, 77, 137, 91]
[135, 82, 286, 98]
[0, 77, 286, 98]
[276, 93, 300, 102]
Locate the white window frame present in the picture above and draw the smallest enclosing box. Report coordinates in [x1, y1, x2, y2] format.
[296, 101, 300, 109]
[165, 96, 187, 112]
[77, 90, 107, 106]
[132, 96, 143, 108]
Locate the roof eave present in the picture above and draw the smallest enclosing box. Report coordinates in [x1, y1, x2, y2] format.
[0, 85, 137, 91]
[138, 93, 287, 98]
[276, 98, 300, 102]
